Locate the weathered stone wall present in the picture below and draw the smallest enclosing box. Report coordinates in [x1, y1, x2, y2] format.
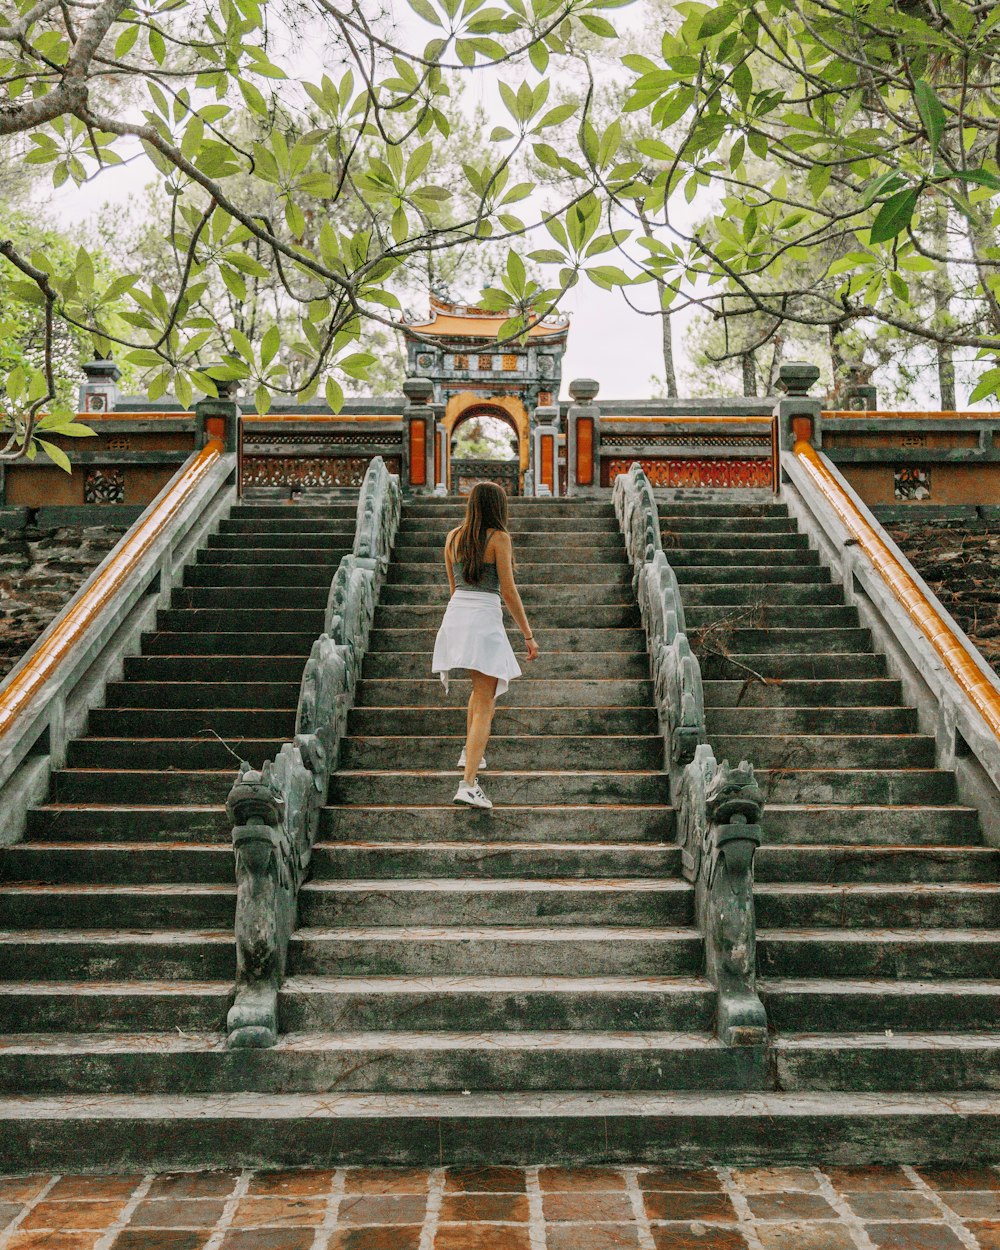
[0, 514, 131, 678]
[883, 509, 1000, 677]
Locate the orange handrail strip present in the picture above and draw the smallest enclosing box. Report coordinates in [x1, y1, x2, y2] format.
[0, 440, 224, 741]
[794, 440, 1000, 740]
[821, 410, 991, 420]
[601, 416, 770, 425]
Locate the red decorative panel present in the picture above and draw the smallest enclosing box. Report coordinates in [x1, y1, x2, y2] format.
[601, 458, 773, 489]
[576, 416, 594, 486]
[539, 434, 555, 492]
[409, 418, 426, 486]
[242, 456, 399, 489]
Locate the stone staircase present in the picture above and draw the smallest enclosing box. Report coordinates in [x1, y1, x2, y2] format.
[1, 491, 999, 1163]
[283, 496, 738, 1091]
[0, 502, 356, 1092]
[658, 493, 1000, 1093]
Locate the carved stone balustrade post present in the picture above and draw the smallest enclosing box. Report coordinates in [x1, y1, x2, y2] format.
[566, 378, 601, 496]
[531, 405, 561, 497]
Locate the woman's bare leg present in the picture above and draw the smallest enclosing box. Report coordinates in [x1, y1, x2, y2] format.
[464, 669, 498, 787]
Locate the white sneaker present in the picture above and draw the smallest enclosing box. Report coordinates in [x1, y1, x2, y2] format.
[454, 781, 493, 810]
[457, 748, 486, 770]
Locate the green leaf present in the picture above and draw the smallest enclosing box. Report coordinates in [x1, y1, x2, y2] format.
[698, 3, 735, 39]
[114, 24, 139, 57]
[869, 186, 921, 244]
[913, 79, 945, 154]
[36, 439, 72, 473]
[261, 325, 281, 368]
[950, 169, 1000, 192]
[325, 376, 344, 411]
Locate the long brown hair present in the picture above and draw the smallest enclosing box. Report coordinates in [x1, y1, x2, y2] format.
[448, 481, 509, 584]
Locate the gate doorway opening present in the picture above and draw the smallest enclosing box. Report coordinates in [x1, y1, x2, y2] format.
[441, 397, 530, 495]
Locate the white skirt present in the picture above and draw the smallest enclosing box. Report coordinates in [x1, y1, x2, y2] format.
[432, 589, 523, 698]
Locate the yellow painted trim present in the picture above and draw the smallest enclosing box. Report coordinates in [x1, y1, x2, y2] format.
[0, 440, 224, 741]
[443, 393, 531, 475]
[794, 439, 1000, 740]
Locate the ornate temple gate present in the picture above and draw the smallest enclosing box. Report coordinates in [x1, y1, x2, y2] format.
[450, 457, 521, 495]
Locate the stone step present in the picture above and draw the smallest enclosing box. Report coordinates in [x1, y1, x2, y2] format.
[172, 585, 329, 610]
[663, 532, 809, 551]
[157, 608, 325, 633]
[0, 1029, 760, 1095]
[355, 678, 655, 707]
[184, 565, 336, 588]
[774, 1032, 1000, 1093]
[393, 543, 625, 564]
[710, 733, 936, 769]
[290, 925, 699, 977]
[362, 651, 649, 681]
[26, 806, 227, 843]
[690, 628, 872, 655]
[375, 602, 640, 625]
[66, 739, 288, 771]
[220, 519, 356, 534]
[672, 551, 821, 570]
[685, 605, 860, 630]
[348, 706, 658, 736]
[755, 883, 1000, 929]
[0, 843, 236, 885]
[389, 564, 632, 586]
[123, 656, 308, 682]
[328, 771, 672, 807]
[51, 770, 239, 805]
[319, 805, 674, 843]
[397, 530, 626, 548]
[658, 516, 796, 533]
[230, 503, 359, 519]
[675, 567, 830, 585]
[756, 845, 1000, 883]
[398, 518, 621, 534]
[378, 584, 633, 608]
[141, 631, 319, 657]
[682, 583, 844, 607]
[760, 930, 1000, 980]
[340, 735, 663, 771]
[762, 805, 981, 846]
[89, 708, 297, 737]
[298, 878, 693, 927]
[405, 501, 617, 516]
[0, 982, 232, 1033]
[761, 977, 1000, 1032]
[656, 501, 788, 516]
[208, 531, 354, 549]
[104, 680, 302, 709]
[755, 769, 957, 804]
[367, 623, 643, 650]
[706, 706, 918, 734]
[700, 652, 886, 680]
[0, 883, 235, 929]
[310, 840, 680, 880]
[280, 974, 712, 1032]
[0, 930, 235, 981]
[2, 1089, 999, 1169]
[703, 679, 903, 708]
[196, 547, 350, 566]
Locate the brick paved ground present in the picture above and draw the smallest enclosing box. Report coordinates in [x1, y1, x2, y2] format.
[1, 1165, 999, 1249]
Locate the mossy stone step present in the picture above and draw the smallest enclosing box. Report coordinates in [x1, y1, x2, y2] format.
[355, 678, 655, 708]
[706, 706, 918, 734]
[683, 583, 843, 606]
[774, 1033, 1000, 1093]
[710, 733, 936, 769]
[289, 924, 697, 977]
[754, 769, 957, 804]
[0, 1029, 764, 1095]
[89, 708, 297, 737]
[685, 605, 861, 630]
[103, 680, 302, 709]
[758, 805, 981, 846]
[172, 586, 329, 610]
[760, 930, 1000, 980]
[0, 982, 231, 1033]
[339, 735, 663, 771]
[279, 974, 712, 1032]
[0, 883, 235, 929]
[25, 806, 228, 842]
[760, 977, 1000, 1032]
[156, 608, 325, 633]
[347, 706, 658, 736]
[389, 564, 632, 586]
[700, 652, 886, 679]
[362, 652, 648, 681]
[141, 631, 320, 657]
[327, 771, 672, 807]
[703, 679, 903, 708]
[318, 805, 673, 843]
[755, 882, 1000, 929]
[756, 845, 999, 883]
[0, 930, 235, 981]
[0, 843, 236, 885]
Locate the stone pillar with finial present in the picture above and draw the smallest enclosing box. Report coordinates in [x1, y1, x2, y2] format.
[194, 375, 241, 451]
[79, 357, 122, 415]
[402, 377, 435, 494]
[531, 404, 561, 497]
[566, 377, 600, 496]
[774, 362, 822, 459]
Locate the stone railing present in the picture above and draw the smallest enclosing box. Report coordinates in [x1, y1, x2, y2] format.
[613, 462, 767, 1046]
[225, 456, 401, 1048]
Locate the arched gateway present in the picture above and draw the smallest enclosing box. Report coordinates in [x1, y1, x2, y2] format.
[401, 295, 569, 494]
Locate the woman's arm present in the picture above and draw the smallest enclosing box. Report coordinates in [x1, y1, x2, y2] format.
[492, 531, 540, 659]
[444, 527, 457, 595]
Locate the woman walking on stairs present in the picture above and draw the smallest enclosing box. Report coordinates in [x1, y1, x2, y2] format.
[432, 481, 539, 809]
